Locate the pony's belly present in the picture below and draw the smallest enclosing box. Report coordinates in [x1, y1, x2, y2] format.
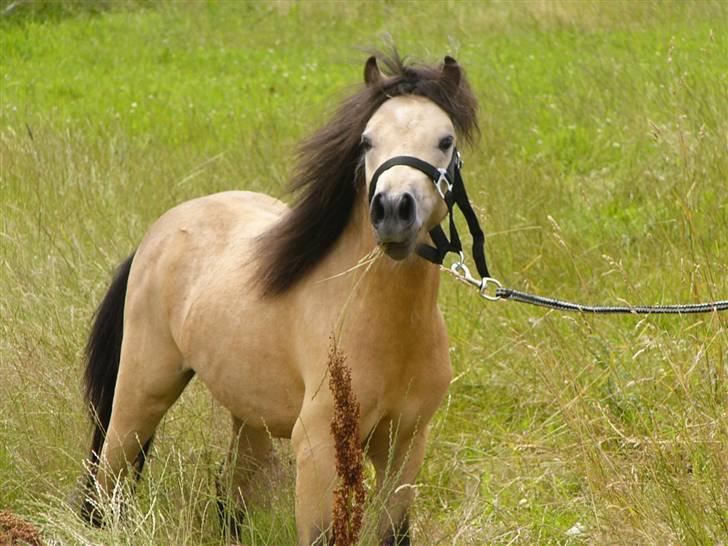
[192, 353, 303, 438]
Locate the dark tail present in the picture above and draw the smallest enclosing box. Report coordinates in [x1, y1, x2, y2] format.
[83, 252, 152, 477]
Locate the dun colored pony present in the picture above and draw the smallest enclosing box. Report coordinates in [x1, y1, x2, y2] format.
[81, 51, 478, 545]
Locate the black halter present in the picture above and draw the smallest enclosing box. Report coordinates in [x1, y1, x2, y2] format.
[368, 147, 491, 279]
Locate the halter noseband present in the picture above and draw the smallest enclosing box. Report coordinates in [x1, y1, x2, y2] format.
[367, 148, 491, 279]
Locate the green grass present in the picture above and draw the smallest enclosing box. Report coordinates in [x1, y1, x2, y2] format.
[1, 1, 727, 544]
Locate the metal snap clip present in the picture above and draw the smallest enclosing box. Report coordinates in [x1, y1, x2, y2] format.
[479, 277, 503, 301]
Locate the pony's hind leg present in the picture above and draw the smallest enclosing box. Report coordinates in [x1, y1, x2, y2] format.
[217, 417, 274, 537]
[93, 329, 193, 502]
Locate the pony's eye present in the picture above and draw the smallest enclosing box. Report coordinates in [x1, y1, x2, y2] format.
[361, 136, 373, 152]
[438, 136, 454, 152]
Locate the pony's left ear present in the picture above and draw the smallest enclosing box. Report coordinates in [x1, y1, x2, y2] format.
[441, 56, 461, 89]
[364, 56, 383, 86]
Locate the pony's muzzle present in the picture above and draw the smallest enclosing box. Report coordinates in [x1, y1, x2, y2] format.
[370, 191, 418, 259]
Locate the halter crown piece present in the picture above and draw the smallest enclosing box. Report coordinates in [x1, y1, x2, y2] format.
[368, 148, 491, 278]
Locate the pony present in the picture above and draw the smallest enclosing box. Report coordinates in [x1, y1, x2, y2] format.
[81, 50, 479, 545]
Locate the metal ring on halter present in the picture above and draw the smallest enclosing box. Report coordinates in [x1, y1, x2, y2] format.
[455, 150, 463, 169]
[479, 277, 503, 301]
[435, 169, 453, 199]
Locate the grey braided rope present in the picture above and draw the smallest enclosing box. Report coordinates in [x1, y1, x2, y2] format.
[496, 288, 728, 315]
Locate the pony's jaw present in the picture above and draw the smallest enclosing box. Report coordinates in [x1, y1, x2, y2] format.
[381, 239, 416, 260]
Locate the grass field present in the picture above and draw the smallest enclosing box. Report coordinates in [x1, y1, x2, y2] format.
[1, 1, 727, 544]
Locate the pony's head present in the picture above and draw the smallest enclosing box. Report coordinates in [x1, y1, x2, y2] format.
[258, 50, 478, 294]
[362, 56, 469, 260]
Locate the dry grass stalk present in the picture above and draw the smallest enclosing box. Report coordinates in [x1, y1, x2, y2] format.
[328, 335, 366, 545]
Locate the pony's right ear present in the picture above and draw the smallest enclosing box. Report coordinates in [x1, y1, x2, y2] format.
[441, 56, 462, 90]
[364, 56, 382, 86]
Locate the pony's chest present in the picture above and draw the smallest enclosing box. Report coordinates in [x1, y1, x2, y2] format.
[346, 323, 452, 409]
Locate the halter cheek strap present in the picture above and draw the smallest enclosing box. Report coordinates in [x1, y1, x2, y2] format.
[368, 147, 491, 279]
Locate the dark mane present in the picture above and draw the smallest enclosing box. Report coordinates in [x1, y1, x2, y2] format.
[256, 49, 479, 296]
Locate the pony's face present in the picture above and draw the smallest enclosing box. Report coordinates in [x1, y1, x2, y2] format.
[363, 95, 454, 260]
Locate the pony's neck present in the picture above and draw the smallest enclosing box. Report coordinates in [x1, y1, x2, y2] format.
[335, 196, 441, 313]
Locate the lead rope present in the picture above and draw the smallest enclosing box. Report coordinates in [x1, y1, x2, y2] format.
[445, 257, 728, 315]
[368, 149, 727, 314]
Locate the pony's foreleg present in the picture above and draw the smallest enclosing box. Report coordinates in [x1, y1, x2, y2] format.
[94, 337, 191, 499]
[369, 427, 428, 546]
[291, 403, 338, 545]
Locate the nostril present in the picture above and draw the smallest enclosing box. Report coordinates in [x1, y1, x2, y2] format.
[370, 193, 385, 225]
[398, 193, 415, 224]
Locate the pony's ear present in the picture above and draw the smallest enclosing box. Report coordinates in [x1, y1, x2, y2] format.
[441, 56, 461, 90]
[364, 56, 383, 86]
